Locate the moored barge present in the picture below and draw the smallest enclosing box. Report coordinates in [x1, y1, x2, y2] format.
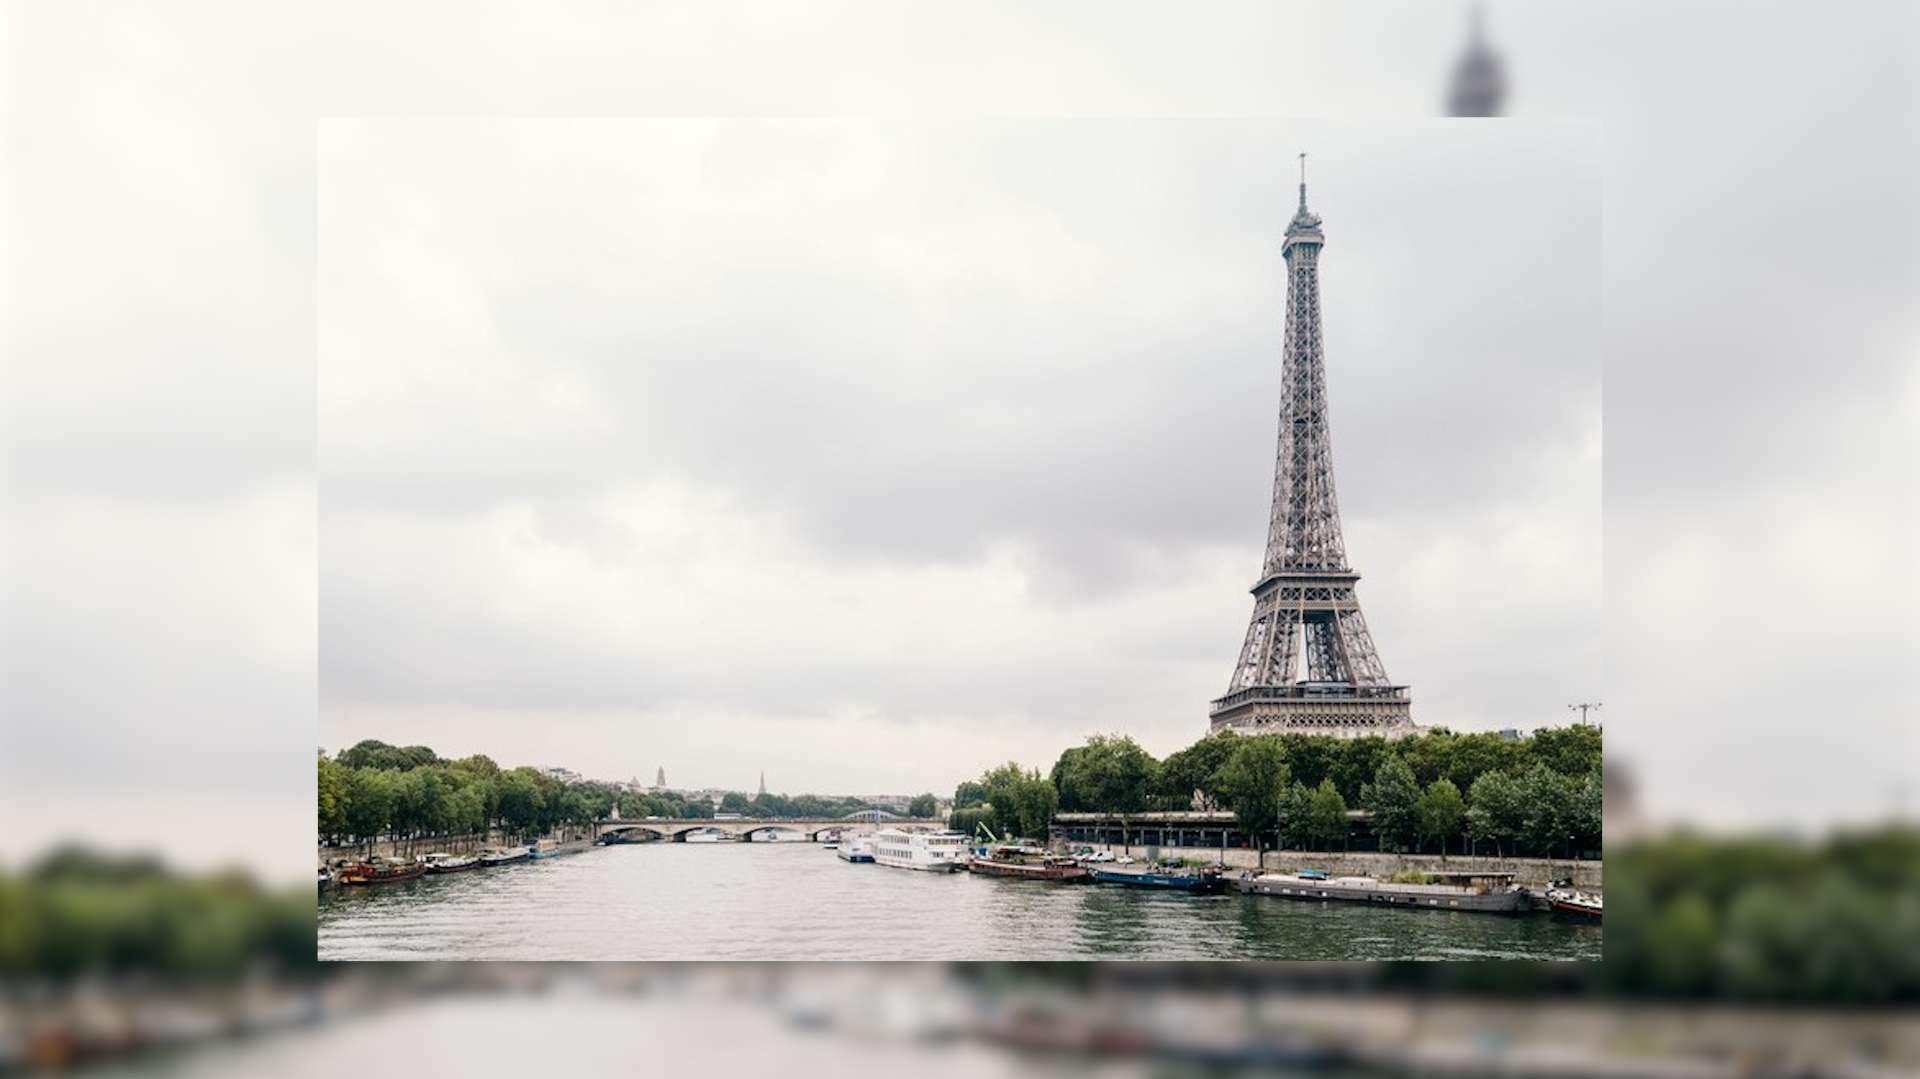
[1237, 870, 1528, 913]
[332, 856, 425, 886]
[1090, 861, 1226, 894]
[967, 846, 1092, 883]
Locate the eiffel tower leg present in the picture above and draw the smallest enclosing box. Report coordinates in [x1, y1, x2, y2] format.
[1230, 598, 1301, 692]
[1332, 608, 1389, 686]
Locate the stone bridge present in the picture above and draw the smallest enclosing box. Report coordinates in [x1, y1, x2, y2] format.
[591, 816, 945, 843]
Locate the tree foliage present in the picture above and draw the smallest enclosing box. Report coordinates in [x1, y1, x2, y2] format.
[1050, 734, 1157, 815]
[1415, 778, 1466, 856]
[1364, 755, 1422, 853]
[1304, 779, 1349, 850]
[1212, 736, 1290, 851]
[1155, 731, 1239, 809]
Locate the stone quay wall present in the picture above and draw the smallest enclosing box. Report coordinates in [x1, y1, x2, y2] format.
[319, 824, 595, 864]
[1074, 840, 1603, 890]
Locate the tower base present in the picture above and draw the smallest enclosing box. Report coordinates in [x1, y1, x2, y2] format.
[1209, 687, 1415, 740]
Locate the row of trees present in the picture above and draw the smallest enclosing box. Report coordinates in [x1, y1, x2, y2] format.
[949, 725, 1602, 858]
[1167, 730, 1600, 859]
[318, 748, 619, 851]
[1053, 725, 1601, 815]
[318, 739, 913, 850]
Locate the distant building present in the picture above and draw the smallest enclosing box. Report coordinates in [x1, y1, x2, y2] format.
[656, 766, 666, 789]
[1497, 728, 1522, 742]
[541, 766, 584, 784]
[758, 770, 767, 797]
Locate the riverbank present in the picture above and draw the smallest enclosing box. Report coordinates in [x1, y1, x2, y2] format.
[319, 825, 596, 865]
[1073, 841, 1603, 890]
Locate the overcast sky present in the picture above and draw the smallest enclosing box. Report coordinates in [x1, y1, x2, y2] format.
[3, 1, 1913, 881]
[317, 120, 1599, 795]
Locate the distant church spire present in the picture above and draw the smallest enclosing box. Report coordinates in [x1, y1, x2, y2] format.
[758, 770, 766, 796]
[1445, 3, 1508, 117]
[656, 766, 666, 788]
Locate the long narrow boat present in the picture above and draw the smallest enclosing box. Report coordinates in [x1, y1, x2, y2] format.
[1090, 862, 1225, 894]
[422, 852, 480, 874]
[1238, 870, 1529, 913]
[477, 846, 532, 867]
[333, 857, 425, 885]
[528, 838, 592, 860]
[967, 846, 1091, 883]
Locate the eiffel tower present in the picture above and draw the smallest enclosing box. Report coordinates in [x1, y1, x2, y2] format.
[1209, 159, 1414, 739]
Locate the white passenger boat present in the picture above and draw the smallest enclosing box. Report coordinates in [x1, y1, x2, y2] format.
[869, 828, 969, 872]
[836, 834, 874, 863]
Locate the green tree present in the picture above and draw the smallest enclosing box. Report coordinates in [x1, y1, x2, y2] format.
[449, 753, 499, 778]
[1012, 774, 1058, 839]
[317, 756, 349, 842]
[1305, 779, 1349, 850]
[337, 739, 441, 772]
[344, 768, 395, 849]
[493, 768, 545, 840]
[1519, 764, 1577, 858]
[953, 780, 987, 808]
[1415, 778, 1466, 856]
[1277, 734, 1339, 791]
[1572, 768, 1603, 857]
[1365, 755, 1422, 852]
[1331, 736, 1390, 803]
[719, 791, 751, 814]
[948, 805, 994, 838]
[980, 761, 1055, 838]
[1049, 744, 1092, 811]
[1439, 732, 1525, 793]
[1053, 734, 1158, 814]
[1276, 781, 1314, 851]
[1529, 723, 1603, 777]
[907, 793, 937, 818]
[1155, 731, 1239, 809]
[1213, 736, 1290, 854]
[1466, 769, 1524, 857]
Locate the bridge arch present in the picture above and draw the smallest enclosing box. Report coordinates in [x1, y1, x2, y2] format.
[669, 824, 735, 841]
[598, 824, 666, 842]
[738, 824, 808, 842]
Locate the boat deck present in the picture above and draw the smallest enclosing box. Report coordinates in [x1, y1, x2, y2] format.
[1238, 873, 1528, 913]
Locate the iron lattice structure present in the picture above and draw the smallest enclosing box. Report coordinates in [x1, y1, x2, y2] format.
[1209, 169, 1414, 739]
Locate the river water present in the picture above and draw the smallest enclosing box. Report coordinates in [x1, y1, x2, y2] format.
[318, 842, 1599, 961]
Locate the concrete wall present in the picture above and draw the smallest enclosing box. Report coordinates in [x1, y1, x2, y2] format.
[1074, 840, 1603, 890]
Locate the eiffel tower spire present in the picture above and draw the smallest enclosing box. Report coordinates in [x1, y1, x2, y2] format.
[1210, 167, 1414, 739]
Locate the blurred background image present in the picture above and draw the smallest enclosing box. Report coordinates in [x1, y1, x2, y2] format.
[3, 0, 1916, 1075]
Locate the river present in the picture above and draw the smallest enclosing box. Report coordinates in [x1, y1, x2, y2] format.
[317, 842, 1600, 961]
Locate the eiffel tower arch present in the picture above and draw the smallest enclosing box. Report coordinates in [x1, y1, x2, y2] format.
[1209, 161, 1414, 740]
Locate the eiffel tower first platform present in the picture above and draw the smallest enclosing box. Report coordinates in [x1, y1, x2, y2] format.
[1210, 161, 1414, 740]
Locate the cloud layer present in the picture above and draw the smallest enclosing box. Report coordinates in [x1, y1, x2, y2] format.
[317, 120, 1601, 795]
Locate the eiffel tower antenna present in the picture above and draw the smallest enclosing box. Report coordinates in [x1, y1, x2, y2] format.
[1210, 168, 1414, 740]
